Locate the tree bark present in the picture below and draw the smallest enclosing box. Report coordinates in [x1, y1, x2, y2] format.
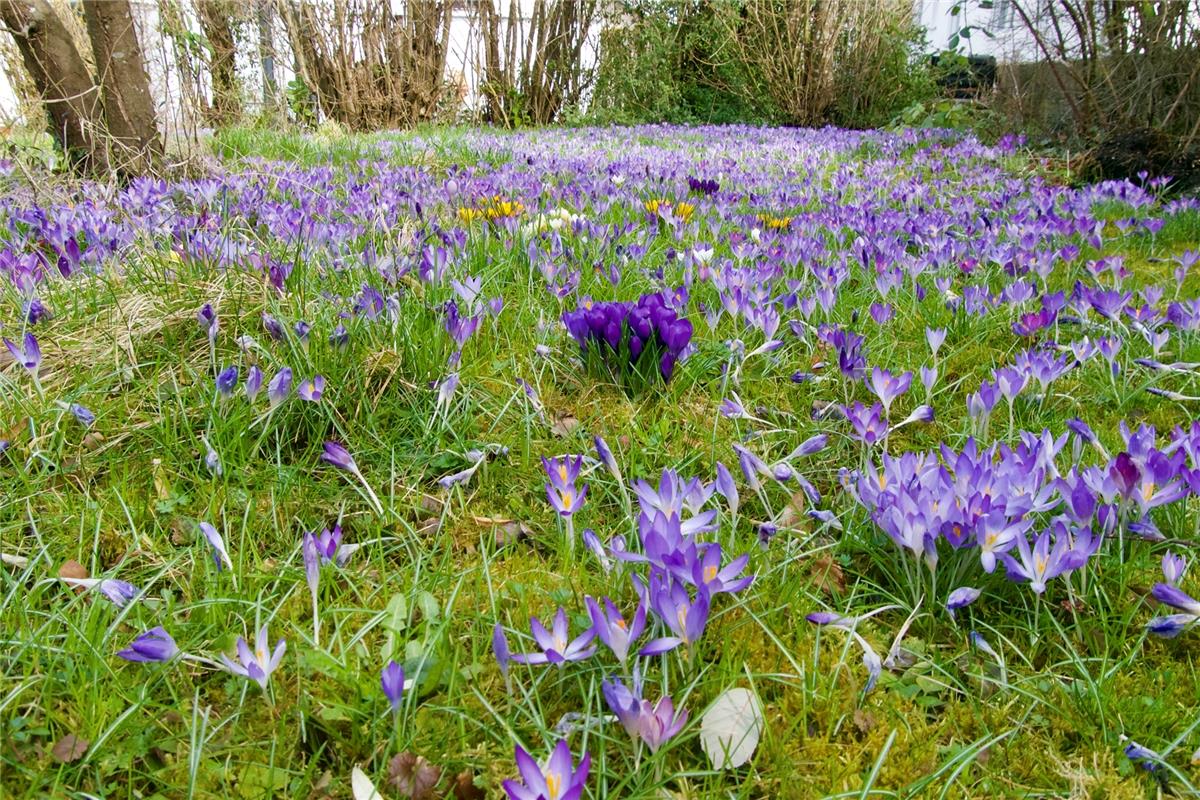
[196, 0, 240, 126]
[0, 0, 108, 172]
[257, 0, 276, 108]
[81, 0, 162, 175]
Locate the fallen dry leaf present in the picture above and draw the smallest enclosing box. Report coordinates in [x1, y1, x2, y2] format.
[307, 769, 333, 800]
[170, 518, 190, 546]
[549, 414, 579, 438]
[387, 752, 442, 800]
[58, 560, 88, 581]
[775, 491, 808, 531]
[809, 554, 846, 596]
[495, 520, 532, 547]
[152, 458, 170, 501]
[420, 494, 445, 515]
[1, 552, 30, 568]
[452, 769, 485, 800]
[51, 734, 88, 763]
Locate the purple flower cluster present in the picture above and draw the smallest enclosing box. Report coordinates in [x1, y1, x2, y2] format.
[847, 420, 1200, 599]
[495, 442, 756, 788]
[562, 292, 693, 382]
[7, 122, 1200, 790]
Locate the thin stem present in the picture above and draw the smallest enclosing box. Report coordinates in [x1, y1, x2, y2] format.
[311, 588, 321, 648]
[564, 514, 576, 560]
[355, 470, 386, 516]
[180, 653, 224, 669]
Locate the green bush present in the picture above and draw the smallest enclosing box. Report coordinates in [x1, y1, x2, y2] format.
[830, 13, 937, 129]
[587, 1, 777, 126]
[588, 0, 934, 129]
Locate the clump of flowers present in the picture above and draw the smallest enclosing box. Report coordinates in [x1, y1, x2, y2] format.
[644, 198, 694, 223]
[458, 195, 525, 223]
[562, 292, 693, 389]
[756, 212, 793, 230]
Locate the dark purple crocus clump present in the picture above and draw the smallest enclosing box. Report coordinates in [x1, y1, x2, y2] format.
[686, 175, 719, 196]
[563, 292, 693, 385]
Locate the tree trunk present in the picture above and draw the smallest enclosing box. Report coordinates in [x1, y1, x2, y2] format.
[81, 0, 162, 175]
[196, 0, 240, 126]
[257, 0, 276, 108]
[281, 1, 334, 120]
[0, 0, 108, 172]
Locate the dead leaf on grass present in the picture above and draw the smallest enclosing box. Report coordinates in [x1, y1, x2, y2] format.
[51, 734, 88, 763]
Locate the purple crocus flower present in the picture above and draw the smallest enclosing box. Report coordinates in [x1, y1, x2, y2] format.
[24, 297, 49, 325]
[320, 441, 358, 473]
[197, 521, 233, 570]
[844, 401, 889, 445]
[268, 367, 292, 407]
[117, 626, 178, 663]
[245, 365, 263, 401]
[4, 332, 41, 372]
[298, 375, 325, 402]
[203, 439, 221, 476]
[946, 587, 981, 618]
[215, 365, 238, 398]
[787, 433, 829, 460]
[999, 529, 1074, 594]
[60, 576, 140, 608]
[869, 302, 893, 325]
[261, 313, 285, 342]
[294, 321, 311, 350]
[714, 461, 739, 516]
[1162, 552, 1186, 586]
[543, 455, 583, 491]
[585, 595, 646, 666]
[581, 528, 613, 572]
[806, 608, 884, 691]
[1123, 739, 1164, 772]
[1151, 582, 1200, 616]
[546, 482, 587, 517]
[510, 607, 597, 665]
[969, 630, 1001, 661]
[603, 671, 689, 752]
[967, 380, 999, 418]
[602, 674, 645, 739]
[640, 574, 711, 656]
[381, 660, 405, 713]
[69, 403, 95, 428]
[320, 441, 384, 514]
[976, 513, 1029, 573]
[1147, 613, 1197, 637]
[919, 365, 938, 394]
[997, 365, 1030, 403]
[437, 372, 460, 409]
[869, 367, 912, 414]
[307, 524, 355, 566]
[719, 395, 751, 420]
[493, 623, 511, 681]
[637, 694, 688, 753]
[692, 545, 753, 594]
[503, 740, 590, 800]
[593, 436, 621, 479]
[926, 327, 947, 357]
[302, 531, 321, 640]
[198, 304, 218, 341]
[221, 625, 286, 689]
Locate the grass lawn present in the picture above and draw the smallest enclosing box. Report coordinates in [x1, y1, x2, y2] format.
[1, 123, 1199, 798]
